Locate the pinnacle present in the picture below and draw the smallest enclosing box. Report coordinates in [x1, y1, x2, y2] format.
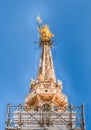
[24, 18, 68, 112]
[37, 43, 56, 83]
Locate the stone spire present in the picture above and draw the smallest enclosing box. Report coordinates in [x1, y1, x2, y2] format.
[37, 43, 56, 82]
[24, 17, 68, 112]
[37, 16, 56, 82]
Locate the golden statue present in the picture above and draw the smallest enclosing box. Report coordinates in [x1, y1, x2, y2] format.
[36, 16, 54, 44]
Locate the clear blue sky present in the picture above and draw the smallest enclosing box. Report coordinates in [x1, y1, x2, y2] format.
[0, 0, 91, 129]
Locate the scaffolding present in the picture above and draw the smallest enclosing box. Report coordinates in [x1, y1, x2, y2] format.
[5, 104, 85, 130]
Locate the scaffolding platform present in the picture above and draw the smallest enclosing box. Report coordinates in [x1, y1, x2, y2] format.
[5, 104, 85, 130]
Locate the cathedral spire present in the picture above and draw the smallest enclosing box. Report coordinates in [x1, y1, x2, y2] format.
[24, 17, 68, 112]
[36, 16, 56, 82]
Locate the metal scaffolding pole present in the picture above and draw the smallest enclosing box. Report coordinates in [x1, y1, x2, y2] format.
[81, 104, 85, 130]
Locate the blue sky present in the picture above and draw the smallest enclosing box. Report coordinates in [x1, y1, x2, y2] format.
[0, 0, 91, 129]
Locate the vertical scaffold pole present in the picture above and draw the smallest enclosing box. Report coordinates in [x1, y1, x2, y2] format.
[81, 104, 85, 130]
[19, 104, 22, 127]
[69, 104, 73, 129]
[6, 103, 10, 128]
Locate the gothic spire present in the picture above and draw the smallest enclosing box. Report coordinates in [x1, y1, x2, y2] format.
[36, 16, 56, 82]
[24, 17, 68, 112]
